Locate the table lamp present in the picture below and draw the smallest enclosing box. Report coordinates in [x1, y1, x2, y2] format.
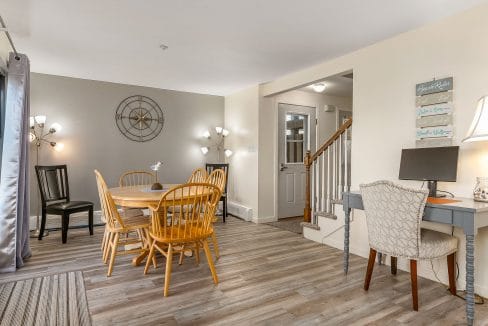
[463, 95, 488, 201]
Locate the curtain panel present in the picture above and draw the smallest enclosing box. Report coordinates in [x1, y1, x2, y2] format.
[0, 53, 31, 272]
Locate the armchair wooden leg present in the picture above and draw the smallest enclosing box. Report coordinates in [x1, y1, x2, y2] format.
[103, 232, 113, 263]
[410, 259, 418, 311]
[88, 207, 94, 235]
[61, 213, 69, 244]
[38, 208, 47, 241]
[107, 233, 119, 277]
[164, 244, 173, 297]
[178, 246, 185, 266]
[211, 232, 220, 260]
[391, 256, 397, 275]
[447, 253, 457, 295]
[144, 242, 156, 275]
[364, 248, 377, 291]
[203, 240, 218, 284]
[195, 242, 200, 265]
[223, 198, 227, 223]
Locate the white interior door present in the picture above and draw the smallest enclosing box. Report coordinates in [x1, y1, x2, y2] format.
[278, 104, 316, 219]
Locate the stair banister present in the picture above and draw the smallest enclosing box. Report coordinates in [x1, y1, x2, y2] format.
[304, 118, 352, 223]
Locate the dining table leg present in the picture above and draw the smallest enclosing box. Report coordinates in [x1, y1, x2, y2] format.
[132, 228, 150, 266]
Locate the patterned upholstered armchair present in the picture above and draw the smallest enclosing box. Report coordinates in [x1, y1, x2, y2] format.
[360, 180, 458, 311]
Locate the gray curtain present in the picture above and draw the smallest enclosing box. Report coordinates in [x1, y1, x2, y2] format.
[0, 53, 31, 272]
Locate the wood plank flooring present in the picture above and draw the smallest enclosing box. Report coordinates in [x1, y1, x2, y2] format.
[1, 216, 487, 325]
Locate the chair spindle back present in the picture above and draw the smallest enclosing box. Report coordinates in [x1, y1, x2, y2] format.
[95, 170, 126, 230]
[150, 183, 221, 241]
[187, 168, 208, 183]
[119, 171, 156, 187]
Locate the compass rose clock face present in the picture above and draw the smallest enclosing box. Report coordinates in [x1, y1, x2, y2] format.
[115, 95, 165, 142]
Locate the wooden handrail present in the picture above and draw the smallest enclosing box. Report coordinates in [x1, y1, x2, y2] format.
[304, 118, 352, 222]
[308, 118, 352, 165]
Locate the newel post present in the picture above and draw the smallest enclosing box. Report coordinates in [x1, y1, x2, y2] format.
[304, 150, 312, 223]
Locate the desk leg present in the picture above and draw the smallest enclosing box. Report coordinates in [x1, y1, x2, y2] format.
[344, 208, 351, 275]
[466, 234, 475, 326]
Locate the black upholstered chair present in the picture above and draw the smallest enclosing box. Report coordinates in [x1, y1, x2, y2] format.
[205, 163, 229, 222]
[35, 165, 94, 243]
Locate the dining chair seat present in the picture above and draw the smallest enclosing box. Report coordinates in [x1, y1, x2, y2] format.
[150, 226, 213, 244]
[113, 215, 150, 231]
[419, 229, 458, 260]
[47, 201, 93, 212]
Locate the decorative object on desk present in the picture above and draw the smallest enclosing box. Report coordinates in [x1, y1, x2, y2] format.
[200, 126, 232, 162]
[150, 161, 163, 190]
[473, 177, 488, 202]
[463, 95, 488, 202]
[415, 77, 454, 148]
[115, 95, 164, 142]
[29, 115, 65, 238]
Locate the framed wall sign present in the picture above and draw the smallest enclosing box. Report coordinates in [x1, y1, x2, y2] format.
[415, 77, 453, 148]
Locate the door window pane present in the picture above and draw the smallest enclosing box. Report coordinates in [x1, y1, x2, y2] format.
[286, 113, 308, 163]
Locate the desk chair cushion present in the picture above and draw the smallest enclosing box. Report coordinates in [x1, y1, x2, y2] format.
[47, 201, 93, 211]
[419, 229, 458, 259]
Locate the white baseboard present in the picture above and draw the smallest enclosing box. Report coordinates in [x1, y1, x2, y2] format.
[252, 216, 277, 224]
[29, 210, 103, 231]
[227, 201, 253, 221]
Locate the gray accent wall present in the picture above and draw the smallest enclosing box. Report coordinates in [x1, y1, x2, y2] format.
[30, 73, 224, 211]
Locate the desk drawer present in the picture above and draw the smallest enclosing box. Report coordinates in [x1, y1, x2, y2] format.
[423, 207, 453, 225]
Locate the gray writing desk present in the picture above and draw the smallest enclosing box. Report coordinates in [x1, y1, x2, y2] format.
[342, 191, 488, 326]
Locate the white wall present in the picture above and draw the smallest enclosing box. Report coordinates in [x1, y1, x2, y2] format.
[30, 73, 224, 212]
[224, 85, 260, 219]
[229, 86, 353, 222]
[258, 4, 488, 296]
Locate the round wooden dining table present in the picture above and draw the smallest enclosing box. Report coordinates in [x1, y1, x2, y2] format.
[109, 184, 178, 266]
[110, 184, 178, 208]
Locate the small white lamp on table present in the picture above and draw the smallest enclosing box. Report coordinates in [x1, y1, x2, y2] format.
[463, 95, 488, 201]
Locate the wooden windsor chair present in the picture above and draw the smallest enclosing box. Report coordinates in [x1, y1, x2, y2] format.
[144, 183, 221, 296]
[95, 170, 152, 276]
[99, 171, 156, 259]
[187, 167, 208, 183]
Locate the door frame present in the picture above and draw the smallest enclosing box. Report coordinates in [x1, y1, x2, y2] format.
[275, 101, 318, 220]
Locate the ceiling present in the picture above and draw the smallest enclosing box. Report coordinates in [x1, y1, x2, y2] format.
[299, 74, 353, 97]
[1, 0, 486, 96]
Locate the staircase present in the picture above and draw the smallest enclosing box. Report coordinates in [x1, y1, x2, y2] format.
[304, 118, 352, 225]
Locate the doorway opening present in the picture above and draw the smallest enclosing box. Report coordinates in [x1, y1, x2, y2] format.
[273, 71, 353, 221]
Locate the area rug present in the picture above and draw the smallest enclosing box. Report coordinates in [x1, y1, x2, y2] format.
[0, 271, 91, 325]
[266, 216, 303, 234]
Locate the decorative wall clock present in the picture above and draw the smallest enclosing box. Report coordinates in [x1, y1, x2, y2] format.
[115, 95, 165, 142]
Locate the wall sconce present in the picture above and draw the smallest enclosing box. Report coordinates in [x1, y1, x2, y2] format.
[201, 127, 232, 161]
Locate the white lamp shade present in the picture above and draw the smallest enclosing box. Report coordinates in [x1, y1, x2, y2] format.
[463, 96, 488, 142]
[224, 149, 233, 157]
[50, 122, 62, 133]
[202, 130, 211, 139]
[34, 115, 46, 124]
[201, 146, 209, 155]
[53, 142, 65, 152]
[222, 129, 229, 137]
[215, 126, 223, 134]
[29, 116, 35, 127]
[29, 132, 36, 142]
